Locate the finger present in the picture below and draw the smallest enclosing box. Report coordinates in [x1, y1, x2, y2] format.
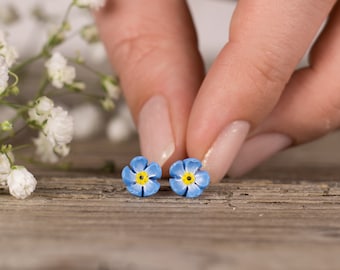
[186, 0, 336, 182]
[229, 1, 340, 177]
[95, 0, 204, 168]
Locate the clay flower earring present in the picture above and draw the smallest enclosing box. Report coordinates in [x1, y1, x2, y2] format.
[169, 158, 210, 198]
[121, 156, 162, 197]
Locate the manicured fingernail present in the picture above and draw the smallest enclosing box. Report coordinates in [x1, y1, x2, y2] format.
[228, 133, 292, 177]
[202, 121, 250, 182]
[138, 95, 175, 167]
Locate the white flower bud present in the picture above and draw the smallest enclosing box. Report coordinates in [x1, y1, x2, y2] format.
[28, 96, 54, 126]
[101, 76, 120, 100]
[101, 97, 115, 111]
[36, 96, 54, 115]
[1, 120, 12, 131]
[80, 25, 99, 44]
[7, 166, 37, 199]
[43, 106, 74, 146]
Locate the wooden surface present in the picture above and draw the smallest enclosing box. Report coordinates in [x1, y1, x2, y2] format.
[1, 135, 340, 270]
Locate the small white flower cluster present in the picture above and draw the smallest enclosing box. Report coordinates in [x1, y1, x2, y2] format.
[0, 153, 36, 199]
[0, 56, 9, 95]
[0, 30, 18, 68]
[45, 52, 76, 89]
[0, 0, 122, 200]
[74, 0, 106, 10]
[101, 76, 120, 111]
[29, 96, 74, 164]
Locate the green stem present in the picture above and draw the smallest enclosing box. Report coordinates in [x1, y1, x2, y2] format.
[0, 124, 28, 143]
[12, 52, 44, 73]
[4, 152, 14, 167]
[0, 101, 23, 109]
[8, 71, 19, 87]
[68, 57, 105, 77]
[42, 3, 74, 53]
[35, 76, 50, 99]
[12, 144, 33, 152]
[48, 88, 103, 100]
[19, 155, 72, 170]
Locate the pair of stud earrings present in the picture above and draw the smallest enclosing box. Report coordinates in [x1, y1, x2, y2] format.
[121, 156, 210, 198]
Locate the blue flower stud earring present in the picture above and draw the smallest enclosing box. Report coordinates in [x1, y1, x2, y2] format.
[122, 156, 162, 197]
[169, 158, 210, 198]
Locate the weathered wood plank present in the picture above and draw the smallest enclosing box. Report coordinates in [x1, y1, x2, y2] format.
[1, 174, 340, 270]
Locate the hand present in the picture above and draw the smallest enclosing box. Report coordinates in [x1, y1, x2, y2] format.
[96, 0, 339, 182]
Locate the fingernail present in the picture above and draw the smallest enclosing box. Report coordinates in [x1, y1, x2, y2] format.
[138, 95, 175, 167]
[202, 121, 250, 182]
[228, 133, 292, 177]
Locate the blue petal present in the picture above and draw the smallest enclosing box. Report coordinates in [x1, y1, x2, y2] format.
[194, 170, 210, 189]
[145, 162, 162, 180]
[143, 180, 160, 197]
[130, 156, 148, 173]
[121, 166, 136, 186]
[126, 183, 143, 197]
[186, 184, 204, 198]
[169, 178, 187, 196]
[169, 160, 185, 178]
[183, 158, 202, 174]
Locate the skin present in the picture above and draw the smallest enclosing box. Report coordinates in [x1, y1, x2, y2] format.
[96, 0, 339, 179]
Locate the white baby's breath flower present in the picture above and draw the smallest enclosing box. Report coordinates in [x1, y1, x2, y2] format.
[101, 76, 120, 100]
[0, 30, 18, 67]
[45, 52, 76, 89]
[101, 97, 115, 111]
[33, 132, 70, 164]
[70, 103, 104, 140]
[0, 56, 9, 95]
[74, 0, 106, 10]
[80, 25, 99, 44]
[7, 166, 37, 199]
[35, 96, 54, 115]
[28, 96, 54, 125]
[0, 153, 11, 186]
[43, 106, 74, 146]
[33, 132, 59, 164]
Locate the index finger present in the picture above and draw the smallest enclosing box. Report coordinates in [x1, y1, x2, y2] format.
[187, 0, 336, 182]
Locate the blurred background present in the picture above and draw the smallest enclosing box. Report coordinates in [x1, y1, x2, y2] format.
[0, 0, 237, 146]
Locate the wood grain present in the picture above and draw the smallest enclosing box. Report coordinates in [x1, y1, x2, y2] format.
[1, 175, 340, 270]
[1, 136, 340, 270]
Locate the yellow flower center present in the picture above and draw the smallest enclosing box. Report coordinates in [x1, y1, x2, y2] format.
[136, 171, 149, 185]
[182, 172, 195, 185]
